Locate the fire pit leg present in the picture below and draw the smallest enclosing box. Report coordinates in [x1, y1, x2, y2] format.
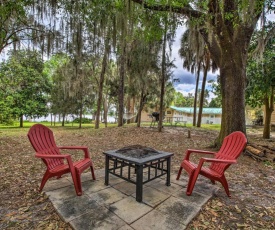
[166, 157, 171, 186]
[105, 155, 109, 186]
[136, 165, 143, 202]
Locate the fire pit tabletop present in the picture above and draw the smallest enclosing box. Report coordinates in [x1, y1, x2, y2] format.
[103, 146, 173, 165]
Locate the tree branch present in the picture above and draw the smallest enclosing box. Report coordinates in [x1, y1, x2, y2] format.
[130, 0, 203, 18]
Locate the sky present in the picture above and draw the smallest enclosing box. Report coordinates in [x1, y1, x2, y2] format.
[169, 25, 218, 102]
[170, 12, 275, 102]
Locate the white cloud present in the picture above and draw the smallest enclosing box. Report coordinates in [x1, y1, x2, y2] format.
[170, 24, 220, 101]
[175, 83, 195, 96]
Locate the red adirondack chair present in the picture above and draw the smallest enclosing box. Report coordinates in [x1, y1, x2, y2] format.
[27, 124, 96, 196]
[176, 131, 247, 197]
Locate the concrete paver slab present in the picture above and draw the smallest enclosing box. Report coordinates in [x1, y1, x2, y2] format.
[91, 187, 128, 205]
[148, 178, 184, 196]
[43, 177, 72, 192]
[112, 181, 136, 195]
[69, 205, 126, 230]
[54, 194, 99, 222]
[47, 185, 80, 205]
[169, 174, 188, 187]
[46, 170, 218, 230]
[172, 188, 212, 205]
[192, 180, 219, 195]
[82, 179, 110, 193]
[109, 196, 153, 224]
[130, 209, 187, 230]
[155, 196, 201, 226]
[134, 186, 170, 207]
[118, 225, 135, 230]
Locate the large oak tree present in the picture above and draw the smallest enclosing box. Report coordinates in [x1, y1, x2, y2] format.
[131, 0, 269, 144]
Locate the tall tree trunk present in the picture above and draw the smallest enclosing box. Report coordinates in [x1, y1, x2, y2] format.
[103, 97, 108, 128]
[158, 20, 167, 132]
[118, 50, 126, 126]
[19, 115, 23, 128]
[79, 103, 83, 129]
[131, 96, 136, 123]
[193, 64, 200, 126]
[95, 39, 110, 129]
[217, 52, 247, 145]
[263, 87, 274, 139]
[62, 113, 65, 127]
[197, 53, 210, 127]
[118, 20, 126, 127]
[137, 89, 145, 127]
[126, 95, 131, 124]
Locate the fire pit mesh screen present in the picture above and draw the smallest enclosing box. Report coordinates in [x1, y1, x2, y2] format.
[115, 145, 160, 158]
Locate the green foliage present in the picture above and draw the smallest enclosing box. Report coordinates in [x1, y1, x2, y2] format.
[174, 91, 186, 107]
[0, 50, 51, 124]
[208, 78, 222, 107]
[0, 0, 44, 53]
[73, 117, 93, 124]
[246, 25, 275, 108]
[209, 97, 222, 108]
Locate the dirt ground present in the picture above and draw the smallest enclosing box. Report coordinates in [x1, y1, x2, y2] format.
[0, 125, 274, 229]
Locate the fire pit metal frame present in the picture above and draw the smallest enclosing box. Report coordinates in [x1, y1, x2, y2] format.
[103, 149, 173, 202]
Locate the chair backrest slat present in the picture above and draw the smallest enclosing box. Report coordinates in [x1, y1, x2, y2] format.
[210, 131, 247, 174]
[28, 124, 64, 170]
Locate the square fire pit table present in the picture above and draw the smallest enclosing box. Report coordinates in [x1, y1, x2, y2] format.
[103, 145, 173, 202]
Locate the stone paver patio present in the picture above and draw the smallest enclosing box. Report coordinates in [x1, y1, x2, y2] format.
[44, 169, 218, 230]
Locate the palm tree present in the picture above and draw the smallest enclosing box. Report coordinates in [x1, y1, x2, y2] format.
[179, 25, 204, 126]
[179, 21, 217, 127]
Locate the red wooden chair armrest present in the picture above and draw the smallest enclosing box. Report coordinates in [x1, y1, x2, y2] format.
[35, 153, 71, 159]
[184, 149, 217, 161]
[58, 146, 90, 158]
[200, 158, 237, 164]
[194, 158, 237, 176]
[35, 153, 75, 169]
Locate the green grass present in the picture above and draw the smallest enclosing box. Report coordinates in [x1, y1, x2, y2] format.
[0, 121, 221, 136]
[0, 121, 118, 129]
[0, 121, 119, 137]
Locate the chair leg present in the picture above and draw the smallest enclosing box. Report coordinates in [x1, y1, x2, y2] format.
[70, 170, 82, 196]
[39, 172, 51, 192]
[219, 175, 231, 197]
[90, 165, 96, 180]
[75, 172, 83, 196]
[176, 167, 183, 180]
[186, 169, 200, 196]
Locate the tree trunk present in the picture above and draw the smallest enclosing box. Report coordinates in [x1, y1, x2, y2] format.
[197, 53, 210, 127]
[62, 113, 65, 127]
[95, 40, 110, 129]
[263, 101, 271, 139]
[131, 96, 136, 123]
[263, 86, 274, 139]
[158, 20, 167, 132]
[118, 22, 126, 127]
[79, 103, 83, 129]
[126, 95, 131, 124]
[217, 52, 246, 145]
[193, 64, 200, 126]
[137, 90, 145, 127]
[19, 115, 23, 128]
[103, 97, 108, 128]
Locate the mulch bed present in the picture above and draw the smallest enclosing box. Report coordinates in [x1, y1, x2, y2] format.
[0, 126, 274, 229]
